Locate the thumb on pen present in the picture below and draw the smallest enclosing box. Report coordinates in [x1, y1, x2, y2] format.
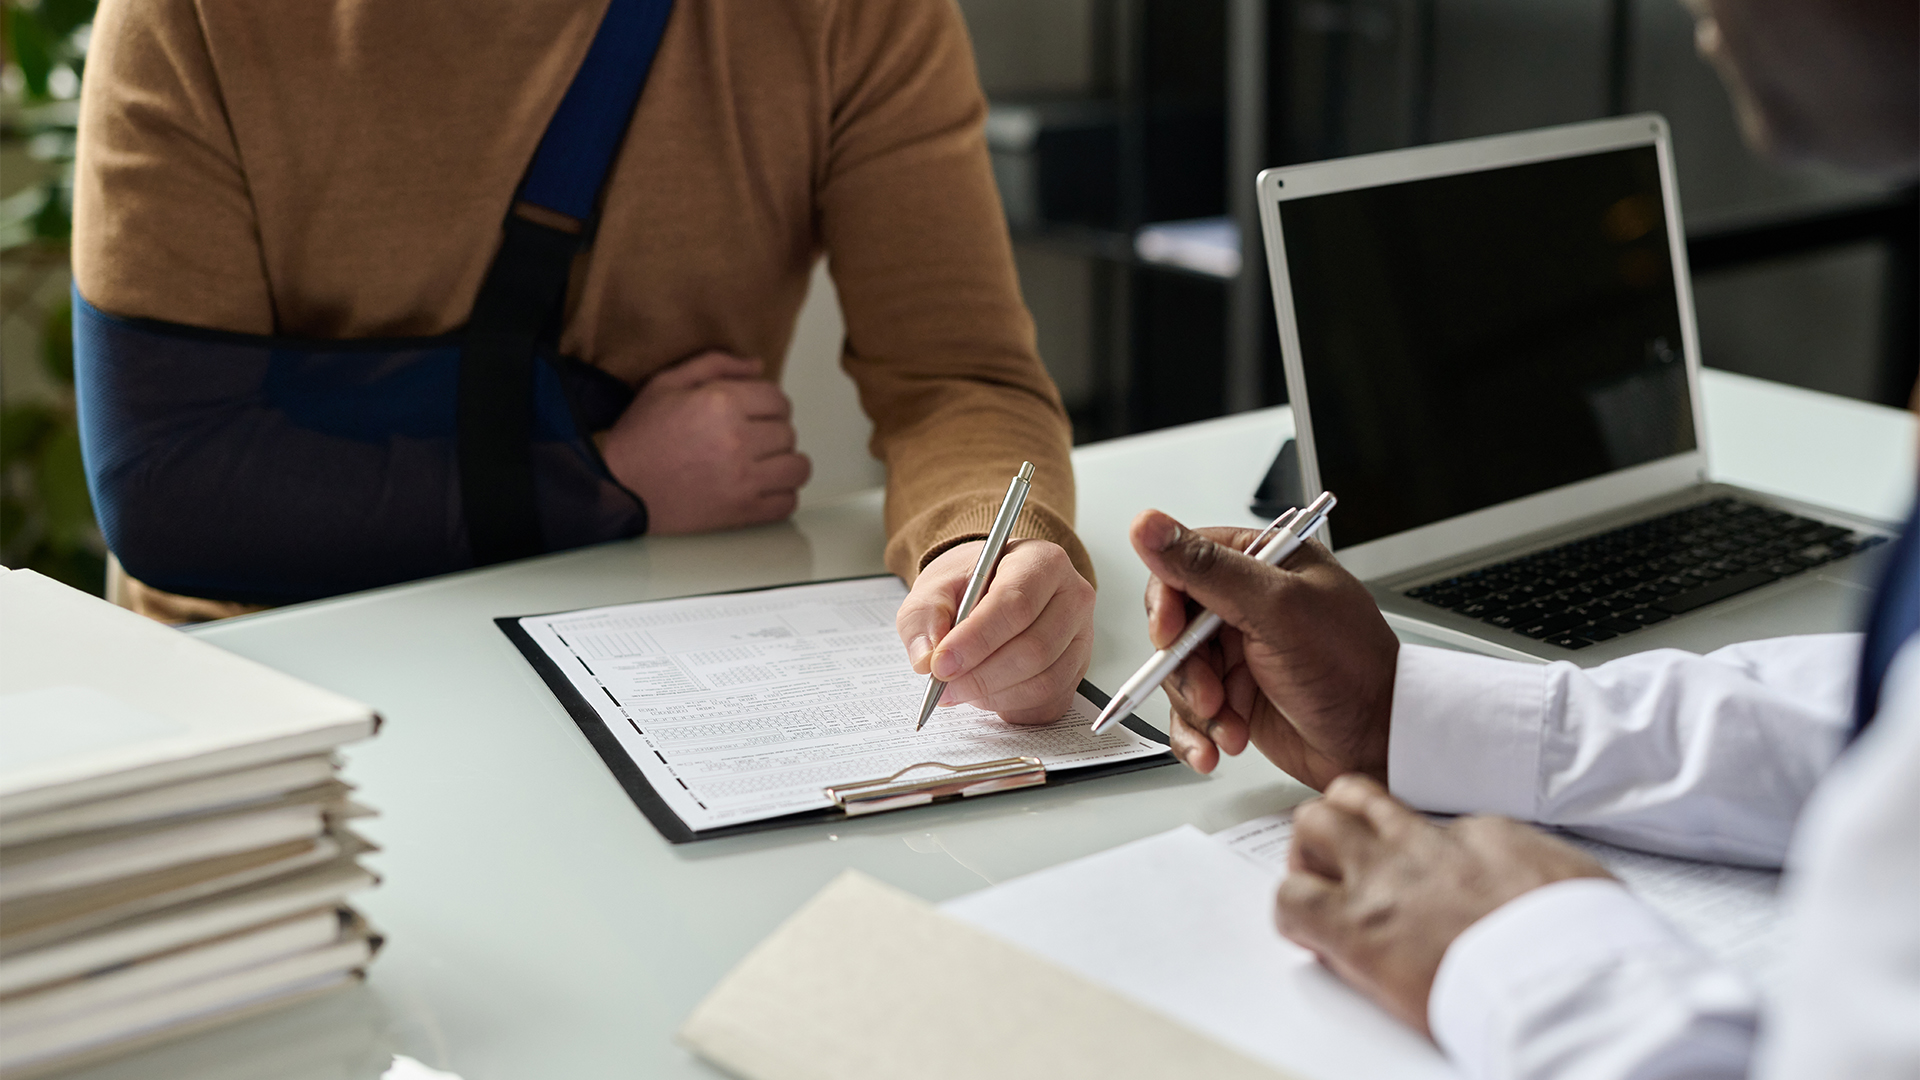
[1130, 510, 1313, 641]
[896, 570, 963, 677]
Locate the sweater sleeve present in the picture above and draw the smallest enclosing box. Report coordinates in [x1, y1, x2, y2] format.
[75, 0, 277, 621]
[73, 0, 273, 333]
[815, 0, 1088, 586]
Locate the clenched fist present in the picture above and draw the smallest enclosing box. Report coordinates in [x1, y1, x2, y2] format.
[599, 352, 812, 534]
[1277, 775, 1613, 1035]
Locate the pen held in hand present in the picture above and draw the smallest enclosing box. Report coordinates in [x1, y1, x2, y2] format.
[915, 462, 1036, 732]
[1090, 491, 1337, 736]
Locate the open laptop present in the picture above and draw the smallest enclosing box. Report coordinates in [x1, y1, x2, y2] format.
[1255, 114, 1893, 665]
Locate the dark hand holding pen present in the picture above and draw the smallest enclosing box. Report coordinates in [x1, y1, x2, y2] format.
[1128, 507, 1400, 788]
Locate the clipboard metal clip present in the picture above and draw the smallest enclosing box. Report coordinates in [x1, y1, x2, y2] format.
[824, 757, 1046, 817]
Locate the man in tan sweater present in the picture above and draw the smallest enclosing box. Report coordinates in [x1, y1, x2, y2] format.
[74, 0, 1094, 725]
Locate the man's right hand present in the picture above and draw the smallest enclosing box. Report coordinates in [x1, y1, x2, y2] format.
[1130, 509, 1400, 790]
[598, 352, 812, 534]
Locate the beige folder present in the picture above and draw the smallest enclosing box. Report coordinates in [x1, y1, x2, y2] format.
[679, 870, 1294, 1080]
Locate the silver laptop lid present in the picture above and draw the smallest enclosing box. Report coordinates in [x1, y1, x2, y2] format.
[1257, 114, 1709, 581]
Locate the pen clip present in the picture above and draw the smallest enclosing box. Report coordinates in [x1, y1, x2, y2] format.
[1242, 507, 1301, 556]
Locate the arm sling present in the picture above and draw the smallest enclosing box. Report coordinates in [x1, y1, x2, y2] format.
[73, 0, 674, 605]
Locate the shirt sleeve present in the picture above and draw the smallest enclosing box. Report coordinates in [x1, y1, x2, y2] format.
[1423, 637, 1920, 1080]
[1387, 635, 1858, 866]
[1429, 879, 1757, 1080]
[1755, 637, 1920, 1078]
[815, 0, 1087, 586]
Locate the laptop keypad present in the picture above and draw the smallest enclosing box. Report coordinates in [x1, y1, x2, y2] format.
[1404, 498, 1884, 650]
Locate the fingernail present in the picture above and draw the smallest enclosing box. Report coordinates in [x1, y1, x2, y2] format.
[908, 635, 933, 671]
[933, 650, 963, 680]
[1144, 514, 1184, 553]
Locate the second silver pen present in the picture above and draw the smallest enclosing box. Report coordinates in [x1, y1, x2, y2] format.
[914, 462, 1035, 731]
[1090, 491, 1337, 735]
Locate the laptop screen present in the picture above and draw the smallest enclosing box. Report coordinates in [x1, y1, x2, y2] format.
[1279, 145, 1694, 549]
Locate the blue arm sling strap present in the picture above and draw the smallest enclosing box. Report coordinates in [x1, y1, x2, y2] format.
[74, 0, 675, 604]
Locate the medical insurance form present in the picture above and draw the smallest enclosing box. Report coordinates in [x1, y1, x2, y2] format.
[506, 577, 1171, 840]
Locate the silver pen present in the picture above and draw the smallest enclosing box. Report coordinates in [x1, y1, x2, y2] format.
[1090, 491, 1337, 735]
[915, 462, 1036, 731]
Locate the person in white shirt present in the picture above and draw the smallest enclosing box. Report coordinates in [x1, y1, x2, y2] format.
[1126, 2, 1918, 1076]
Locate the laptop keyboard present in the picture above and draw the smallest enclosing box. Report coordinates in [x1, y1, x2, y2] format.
[1405, 498, 1885, 651]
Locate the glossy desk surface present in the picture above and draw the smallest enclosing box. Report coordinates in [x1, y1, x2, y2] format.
[65, 370, 1915, 1080]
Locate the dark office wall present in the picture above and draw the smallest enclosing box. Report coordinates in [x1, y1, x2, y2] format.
[958, 0, 1907, 433]
[1418, 0, 1894, 400]
[1424, 0, 1613, 142]
[1280, 0, 1611, 159]
[1015, 247, 1098, 408]
[1628, 0, 1892, 402]
[957, 0, 1106, 420]
[958, 0, 1097, 97]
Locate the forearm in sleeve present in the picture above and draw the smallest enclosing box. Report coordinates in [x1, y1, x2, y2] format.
[814, 0, 1086, 586]
[1755, 638, 1920, 1078]
[1431, 879, 1758, 1080]
[1388, 636, 1858, 865]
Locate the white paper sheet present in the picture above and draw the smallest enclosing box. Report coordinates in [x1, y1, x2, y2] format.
[516, 577, 1167, 832]
[946, 814, 1788, 1080]
[1558, 834, 1782, 978]
[943, 826, 1461, 1080]
[1217, 813, 1784, 980]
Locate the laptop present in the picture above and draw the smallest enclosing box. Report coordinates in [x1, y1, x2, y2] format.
[1255, 114, 1894, 665]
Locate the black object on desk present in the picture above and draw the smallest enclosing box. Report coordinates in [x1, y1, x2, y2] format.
[1250, 438, 1305, 520]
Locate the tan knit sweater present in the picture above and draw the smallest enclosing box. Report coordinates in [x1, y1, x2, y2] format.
[74, 0, 1087, 620]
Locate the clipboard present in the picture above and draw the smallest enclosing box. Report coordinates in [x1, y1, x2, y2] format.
[497, 579, 1174, 844]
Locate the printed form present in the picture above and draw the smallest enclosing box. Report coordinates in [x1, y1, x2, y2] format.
[516, 577, 1167, 833]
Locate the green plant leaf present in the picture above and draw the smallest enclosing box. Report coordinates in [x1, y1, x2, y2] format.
[6, 7, 56, 100]
[28, 546, 107, 593]
[0, 492, 29, 554]
[39, 0, 97, 40]
[0, 403, 58, 462]
[31, 177, 73, 242]
[41, 299, 75, 386]
[0, 184, 51, 251]
[35, 419, 97, 550]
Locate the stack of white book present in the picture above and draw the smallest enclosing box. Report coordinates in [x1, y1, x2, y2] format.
[0, 569, 382, 1077]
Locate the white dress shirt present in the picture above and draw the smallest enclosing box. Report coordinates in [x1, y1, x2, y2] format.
[1386, 635, 1920, 1080]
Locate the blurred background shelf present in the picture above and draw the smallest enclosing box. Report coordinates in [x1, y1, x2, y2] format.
[959, 0, 1918, 445]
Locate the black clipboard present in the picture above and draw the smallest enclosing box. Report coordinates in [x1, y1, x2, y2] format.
[497, 577, 1175, 844]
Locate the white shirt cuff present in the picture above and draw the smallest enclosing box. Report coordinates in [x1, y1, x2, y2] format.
[1388, 644, 1548, 819]
[1436, 880, 1704, 1068]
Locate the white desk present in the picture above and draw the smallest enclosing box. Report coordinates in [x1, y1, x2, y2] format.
[62, 370, 1915, 1080]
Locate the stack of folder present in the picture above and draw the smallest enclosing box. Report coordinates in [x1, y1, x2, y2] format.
[0, 569, 383, 1076]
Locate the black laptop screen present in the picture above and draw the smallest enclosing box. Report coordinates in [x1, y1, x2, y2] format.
[1278, 145, 1695, 549]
